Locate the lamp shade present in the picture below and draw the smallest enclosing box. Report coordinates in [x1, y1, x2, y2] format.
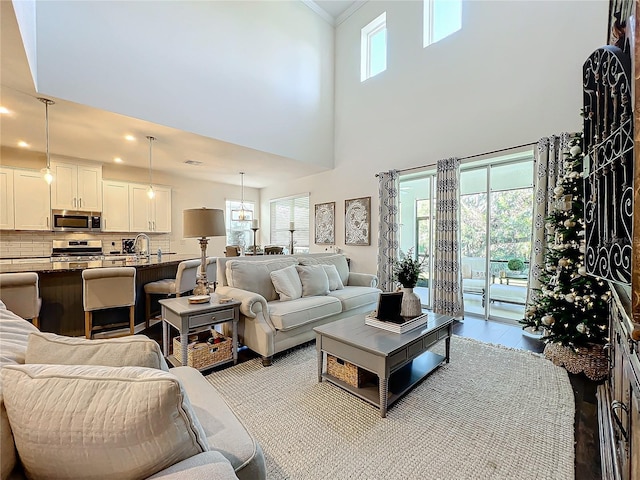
[183, 208, 226, 238]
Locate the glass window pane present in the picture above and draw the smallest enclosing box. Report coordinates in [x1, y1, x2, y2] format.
[489, 189, 533, 263]
[490, 162, 534, 191]
[461, 168, 487, 195]
[225, 200, 254, 249]
[433, 0, 462, 43]
[369, 29, 387, 77]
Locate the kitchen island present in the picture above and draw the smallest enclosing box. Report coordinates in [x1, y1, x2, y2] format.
[0, 254, 200, 337]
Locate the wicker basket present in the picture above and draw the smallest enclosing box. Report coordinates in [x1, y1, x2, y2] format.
[173, 330, 232, 369]
[327, 355, 376, 388]
[543, 342, 608, 381]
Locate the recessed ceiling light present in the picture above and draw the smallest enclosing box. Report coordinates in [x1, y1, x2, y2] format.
[124, 135, 135, 141]
[17, 140, 29, 148]
[0, 106, 10, 114]
[114, 157, 123, 163]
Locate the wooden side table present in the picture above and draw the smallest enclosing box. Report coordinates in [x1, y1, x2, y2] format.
[159, 295, 240, 371]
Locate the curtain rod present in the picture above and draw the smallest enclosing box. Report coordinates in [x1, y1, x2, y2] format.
[375, 141, 537, 177]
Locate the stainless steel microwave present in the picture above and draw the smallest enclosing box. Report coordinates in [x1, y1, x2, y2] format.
[52, 210, 102, 232]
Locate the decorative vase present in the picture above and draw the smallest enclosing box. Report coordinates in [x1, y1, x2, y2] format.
[543, 342, 608, 381]
[400, 287, 422, 318]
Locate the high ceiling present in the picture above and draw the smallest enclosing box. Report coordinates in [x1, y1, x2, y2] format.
[0, 1, 360, 189]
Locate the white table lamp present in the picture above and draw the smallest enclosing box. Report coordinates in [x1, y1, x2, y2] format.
[183, 208, 226, 297]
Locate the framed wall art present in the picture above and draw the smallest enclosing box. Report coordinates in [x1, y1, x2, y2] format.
[314, 202, 335, 244]
[345, 197, 371, 246]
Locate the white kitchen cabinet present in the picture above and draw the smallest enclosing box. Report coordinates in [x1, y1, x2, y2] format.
[0, 167, 15, 229]
[151, 186, 171, 233]
[13, 169, 51, 230]
[102, 180, 130, 232]
[129, 183, 171, 233]
[50, 161, 102, 211]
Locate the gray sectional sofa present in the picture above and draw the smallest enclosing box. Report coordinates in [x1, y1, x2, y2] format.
[216, 253, 379, 365]
[0, 303, 266, 480]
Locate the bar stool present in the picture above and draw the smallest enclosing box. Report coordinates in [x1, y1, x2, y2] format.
[82, 267, 136, 339]
[143, 259, 200, 328]
[0, 272, 41, 328]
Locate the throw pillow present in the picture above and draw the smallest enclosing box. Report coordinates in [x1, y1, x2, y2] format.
[226, 259, 297, 301]
[298, 255, 350, 285]
[1, 364, 209, 480]
[295, 265, 330, 297]
[25, 332, 169, 371]
[322, 264, 344, 291]
[471, 270, 486, 279]
[270, 265, 303, 301]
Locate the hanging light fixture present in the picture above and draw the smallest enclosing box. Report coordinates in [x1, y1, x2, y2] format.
[231, 172, 251, 221]
[38, 97, 55, 184]
[146, 136, 156, 199]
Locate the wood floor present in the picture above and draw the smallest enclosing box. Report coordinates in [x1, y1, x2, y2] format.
[454, 316, 602, 480]
[148, 315, 602, 479]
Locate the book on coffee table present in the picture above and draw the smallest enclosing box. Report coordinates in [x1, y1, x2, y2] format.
[365, 313, 428, 334]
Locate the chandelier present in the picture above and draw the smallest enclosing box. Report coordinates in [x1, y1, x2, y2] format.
[231, 172, 251, 221]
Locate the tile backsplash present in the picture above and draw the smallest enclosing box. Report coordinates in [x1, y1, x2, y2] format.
[0, 231, 171, 259]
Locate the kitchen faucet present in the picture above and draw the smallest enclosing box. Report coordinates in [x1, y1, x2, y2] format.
[133, 233, 151, 258]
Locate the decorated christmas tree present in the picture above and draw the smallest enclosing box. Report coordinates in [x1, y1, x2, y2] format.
[521, 134, 610, 351]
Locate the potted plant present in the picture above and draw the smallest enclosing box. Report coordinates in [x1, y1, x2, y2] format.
[507, 258, 525, 273]
[393, 249, 425, 318]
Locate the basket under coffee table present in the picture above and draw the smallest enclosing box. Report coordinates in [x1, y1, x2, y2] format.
[314, 312, 454, 417]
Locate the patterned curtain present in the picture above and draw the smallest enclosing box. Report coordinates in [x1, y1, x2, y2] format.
[527, 133, 573, 305]
[433, 158, 463, 317]
[377, 170, 399, 292]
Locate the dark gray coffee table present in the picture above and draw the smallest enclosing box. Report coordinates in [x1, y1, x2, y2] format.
[314, 313, 454, 417]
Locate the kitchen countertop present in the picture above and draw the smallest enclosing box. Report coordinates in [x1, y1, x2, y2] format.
[0, 254, 201, 274]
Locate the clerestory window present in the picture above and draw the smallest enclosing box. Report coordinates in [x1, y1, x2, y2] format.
[361, 12, 387, 82]
[424, 0, 462, 48]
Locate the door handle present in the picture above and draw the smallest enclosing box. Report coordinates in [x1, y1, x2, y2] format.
[611, 401, 629, 442]
[73, 197, 76, 208]
[153, 221, 156, 231]
[79, 198, 82, 208]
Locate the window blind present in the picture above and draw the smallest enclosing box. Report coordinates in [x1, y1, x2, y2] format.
[269, 195, 310, 253]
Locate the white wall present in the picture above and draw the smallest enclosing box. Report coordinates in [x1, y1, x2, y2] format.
[29, 1, 334, 169]
[260, 0, 608, 275]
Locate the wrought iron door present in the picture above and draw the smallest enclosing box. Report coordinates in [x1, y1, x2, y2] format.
[583, 45, 633, 285]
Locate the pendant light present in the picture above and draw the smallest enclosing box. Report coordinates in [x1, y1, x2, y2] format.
[38, 97, 55, 184]
[146, 136, 156, 199]
[232, 172, 250, 221]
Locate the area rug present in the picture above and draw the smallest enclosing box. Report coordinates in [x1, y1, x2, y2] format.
[206, 337, 574, 480]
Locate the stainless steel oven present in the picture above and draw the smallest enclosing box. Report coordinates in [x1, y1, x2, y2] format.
[52, 210, 101, 232]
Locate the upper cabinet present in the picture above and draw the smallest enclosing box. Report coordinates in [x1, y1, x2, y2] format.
[50, 161, 102, 211]
[13, 169, 51, 230]
[102, 180, 130, 232]
[0, 167, 15, 230]
[129, 183, 171, 233]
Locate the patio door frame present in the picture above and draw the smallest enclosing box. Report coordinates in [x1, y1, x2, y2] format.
[460, 157, 533, 323]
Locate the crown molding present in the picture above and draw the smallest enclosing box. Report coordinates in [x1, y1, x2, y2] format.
[335, 1, 366, 26]
[302, 0, 335, 26]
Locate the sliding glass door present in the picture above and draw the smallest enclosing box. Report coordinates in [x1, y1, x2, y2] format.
[399, 151, 533, 323]
[460, 157, 533, 323]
